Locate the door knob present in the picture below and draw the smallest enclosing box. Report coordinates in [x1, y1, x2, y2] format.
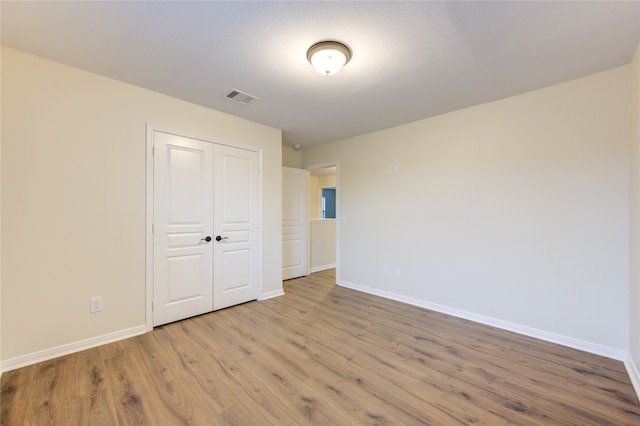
[201, 236, 212, 242]
[215, 235, 229, 241]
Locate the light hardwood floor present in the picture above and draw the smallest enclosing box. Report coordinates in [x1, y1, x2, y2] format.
[2, 269, 639, 425]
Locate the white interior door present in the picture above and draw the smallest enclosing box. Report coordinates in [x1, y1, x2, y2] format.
[282, 167, 309, 280]
[213, 144, 260, 310]
[152, 130, 260, 326]
[153, 132, 214, 326]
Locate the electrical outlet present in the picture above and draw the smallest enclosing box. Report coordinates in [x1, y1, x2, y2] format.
[386, 166, 393, 175]
[383, 266, 389, 276]
[90, 297, 103, 313]
[395, 268, 401, 278]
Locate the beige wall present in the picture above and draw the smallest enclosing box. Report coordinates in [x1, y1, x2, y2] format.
[318, 174, 336, 188]
[310, 219, 336, 272]
[309, 175, 320, 218]
[303, 65, 631, 352]
[282, 145, 302, 168]
[630, 43, 640, 383]
[1, 47, 283, 362]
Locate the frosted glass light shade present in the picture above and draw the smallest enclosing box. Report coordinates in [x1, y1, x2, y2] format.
[307, 41, 352, 76]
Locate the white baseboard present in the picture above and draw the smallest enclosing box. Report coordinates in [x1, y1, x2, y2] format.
[625, 353, 640, 400]
[260, 288, 285, 301]
[311, 263, 336, 273]
[0, 287, 288, 374]
[337, 279, 627, 361]
[0, 325, 147, 373]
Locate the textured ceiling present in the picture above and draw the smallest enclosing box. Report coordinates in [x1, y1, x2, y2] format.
[2, 1, 639, 149]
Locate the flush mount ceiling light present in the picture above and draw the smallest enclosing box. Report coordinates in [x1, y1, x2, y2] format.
[307, 40, 352, 76]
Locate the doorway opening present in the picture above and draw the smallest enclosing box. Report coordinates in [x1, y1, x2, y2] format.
[307, 163, 339, 280]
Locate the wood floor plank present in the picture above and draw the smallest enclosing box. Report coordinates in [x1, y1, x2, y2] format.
[100, 340, 166, 425]
[68, 347, 119, 425]
[0, 368, 34, 425]
[2, 268, 639, 425]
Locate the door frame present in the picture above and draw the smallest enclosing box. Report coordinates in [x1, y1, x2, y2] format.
[305, 161, 340, 282]
[145, 124, 263, 331]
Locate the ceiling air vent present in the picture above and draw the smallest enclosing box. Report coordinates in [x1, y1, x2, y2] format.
[225, 89, 258, 105]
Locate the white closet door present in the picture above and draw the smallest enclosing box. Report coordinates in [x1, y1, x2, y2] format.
[212, 144, 260, 310]
[152, 130, 260, 326]
[153, 131, 214, 326]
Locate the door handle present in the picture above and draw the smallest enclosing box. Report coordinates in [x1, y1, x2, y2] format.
[215, 235, 229, 242]
[200, 236, 212, 242]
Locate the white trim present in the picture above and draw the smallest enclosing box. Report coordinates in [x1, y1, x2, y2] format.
[257, 149, 264, 304]
[625, 354, 640, 400]
[0, 325, 146, 373]
[311, 263, 336, 273]
[145, 124, 154, 331]
[259, 289, 285, 301]
[337, 279, 627, 361]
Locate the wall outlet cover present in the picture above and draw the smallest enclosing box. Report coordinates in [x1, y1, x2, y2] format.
[90, 297, 103, 313]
